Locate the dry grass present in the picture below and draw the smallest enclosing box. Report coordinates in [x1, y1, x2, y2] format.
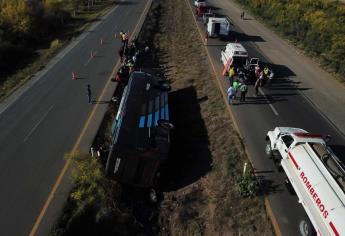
[141, 0, 275, 235]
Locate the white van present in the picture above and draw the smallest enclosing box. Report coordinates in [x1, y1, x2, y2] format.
[207, 17, 231, 38]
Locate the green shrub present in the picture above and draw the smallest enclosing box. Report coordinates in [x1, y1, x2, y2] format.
[51, 152, 142, 236]
[235, 172, 260, 198]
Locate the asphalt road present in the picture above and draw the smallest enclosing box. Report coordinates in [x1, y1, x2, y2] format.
[0, 0, 150, 235]
[190, 0, 345, 235]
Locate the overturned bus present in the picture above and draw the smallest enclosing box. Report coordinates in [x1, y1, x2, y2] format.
[106, 71, 173, 188]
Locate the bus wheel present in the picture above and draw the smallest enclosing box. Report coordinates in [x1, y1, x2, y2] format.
[158, 119, 174, 130]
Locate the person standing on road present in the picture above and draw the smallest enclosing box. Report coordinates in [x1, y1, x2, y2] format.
[227, 86, 235, 105]
[229, 66, 235, 86]
[255, 65, 261, 80]
[124, 32, 129, 48]
[254, 72, 263, 96]
[267, 69, 274, 85]
[240, 83, 248, 102]
[240, 11, 245, 20]
[119, 31, 124, 43]
[233, 80, 241, 99]
[118, 45, 124, 62]
[238, 68, 245, 83]
[87, 84, 92, 104]
[205, 30, 209, 45]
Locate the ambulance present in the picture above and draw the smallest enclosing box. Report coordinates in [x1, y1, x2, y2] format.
[266, 127, 345, 236]
[220, 42, 259, 74]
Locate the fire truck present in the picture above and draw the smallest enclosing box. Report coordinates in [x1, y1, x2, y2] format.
[266, 127, 345, 236]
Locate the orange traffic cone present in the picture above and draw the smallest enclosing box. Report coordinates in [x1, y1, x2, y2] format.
[72, 72, 77, 80]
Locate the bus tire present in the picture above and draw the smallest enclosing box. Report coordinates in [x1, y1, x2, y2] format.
[158, 119, 174, 130]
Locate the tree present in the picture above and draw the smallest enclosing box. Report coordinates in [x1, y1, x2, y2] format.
[0, 0, 32, 36]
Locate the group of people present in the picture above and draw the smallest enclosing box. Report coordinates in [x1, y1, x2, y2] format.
[115, 31, 149, 84]
[227, 66, 248, 104]
[85, 31, 153, 104]
[253, 65, 274, 96]
[227, 64, 274, 104]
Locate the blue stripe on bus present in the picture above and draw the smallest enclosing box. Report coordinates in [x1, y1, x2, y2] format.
[154, 111, 159, 126]
[161, 107, 165, 119]
[147, 113, 153, 127]
[165, 104, 169, 120]
[139, 116, 145, 128]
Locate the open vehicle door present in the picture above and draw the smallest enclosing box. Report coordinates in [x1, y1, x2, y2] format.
[248, 58, 259, 70]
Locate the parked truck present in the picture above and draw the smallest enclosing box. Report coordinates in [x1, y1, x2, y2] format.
[266, 127, 345, 236]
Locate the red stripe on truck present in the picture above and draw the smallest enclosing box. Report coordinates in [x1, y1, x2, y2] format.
[329, 222, 339, 236]
[293, 132, 323, 139]
[288, 152, 299, 169]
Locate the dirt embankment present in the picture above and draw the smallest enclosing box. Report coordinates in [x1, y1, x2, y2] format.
[135, 0, 274, 235]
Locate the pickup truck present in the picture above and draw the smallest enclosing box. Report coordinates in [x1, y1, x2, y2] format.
[266, 127, 345, 236]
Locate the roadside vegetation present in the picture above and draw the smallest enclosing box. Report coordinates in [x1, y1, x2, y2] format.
[237, 0, 345, 80]
[51, 152, 142, 236]
[0, 0, 115, 100]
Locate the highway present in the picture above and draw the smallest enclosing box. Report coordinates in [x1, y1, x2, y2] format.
[188, 0, 345, 235]
[1, 0, 344, 235]
[0, 0, 150, 235]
